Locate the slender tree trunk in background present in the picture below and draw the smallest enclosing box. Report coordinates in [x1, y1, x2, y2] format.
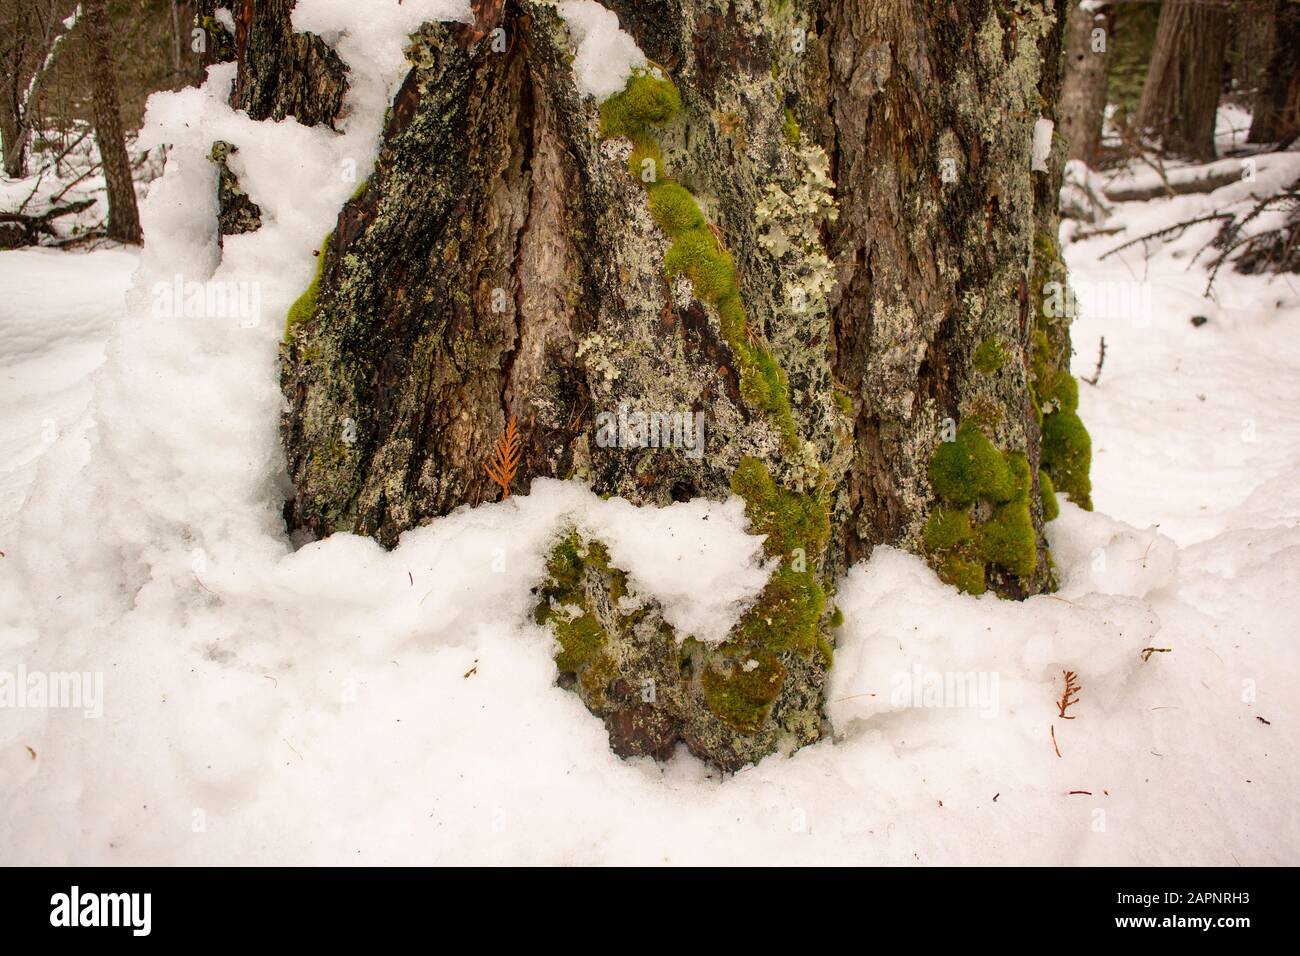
[1135, 0, 1231, 160]
[83, 0, 141, 243]
[1060, 0, 1112, 165]
[1228, 3, 1276, 103]
[221, 0, 1088, 768]
[1248, 0, 1300, 144]
[0, 92, 23, 178]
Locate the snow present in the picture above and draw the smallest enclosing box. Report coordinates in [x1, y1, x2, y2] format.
[1032, 117, 1055, 173]
[1, 14, 1298, 867]
[552, 1, 648, 102]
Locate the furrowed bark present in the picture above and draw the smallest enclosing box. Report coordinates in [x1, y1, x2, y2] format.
[268, 0, 1085, 769]
[1135, 0, 1230, 161]
[84, 0, 143, 245]
[1060, 0, 1111, 166]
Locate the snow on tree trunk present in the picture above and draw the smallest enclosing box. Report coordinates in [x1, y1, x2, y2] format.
[1135, 0, 1230, 161]
[224, 0, 1090, 769]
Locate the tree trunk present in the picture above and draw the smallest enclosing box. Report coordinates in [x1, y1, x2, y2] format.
[1060, 0, 1112, 165]
[1135, 0, 1231, 160]
[1248, 0, 1300, 144]
[252, 1, 1085, 769]
[0, 91, 23, 178]
[1228, 3, 1276, 104]
[83, 0, 142, 244]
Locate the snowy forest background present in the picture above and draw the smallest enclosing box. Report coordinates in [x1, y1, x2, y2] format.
[1, 0, 1298, 865]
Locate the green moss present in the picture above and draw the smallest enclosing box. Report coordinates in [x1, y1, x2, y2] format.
[828, 605, 845, 628]
[734, 564, 825, 654]
[1030, 233, 1093, 512]
[925, 431, 1040, 592]
[938, 553, 987, 595]
[730, 457, 830, 560]
[284, 232, 332, 340]
[975, 500, 1037, 577]
[782, 107, 801, 147]
[973, 336, 1008, 374]
[600, 71, 799, 452]
[833, 386, 853, 416]
[552, 611, 606, 673]
[647, 182, 706, 234]
[627, 138, 665, 185]
[923, 507, 973, 553]
[664, 227, 738, 301]
[701, 650, 786, 732]
[1039, 469, 1059, 522]
[349, 179, 368, 202]
[599, 71, 681, 139]
[1042, 408, 1092, 509]
[928, 421, 1016, 507]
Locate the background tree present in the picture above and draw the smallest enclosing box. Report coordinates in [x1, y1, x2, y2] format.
[1060, 0, 1113, 165]
[82, 0, 141, 242]
[1135, 0, 1232, 160]
[1248, 0, 1300, 144]
[0, 1, 81, 178]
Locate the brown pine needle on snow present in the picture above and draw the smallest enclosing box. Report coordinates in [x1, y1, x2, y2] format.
[1057, 670, 1081, 720]
[484, 415, 521, 500]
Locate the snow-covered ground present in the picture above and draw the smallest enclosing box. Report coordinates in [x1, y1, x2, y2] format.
[1, 1, 1297, 865]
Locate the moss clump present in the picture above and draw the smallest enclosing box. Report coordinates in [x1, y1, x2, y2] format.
[1039, 468, 1059, 522]
[925, 429, 1040, 594]
[534, 533, 632, 675]
[647, 182, 705, 233]
[928, 421, 1016, 507]
[923, 507, 973, 552]
[973, 453, 1037, 577]
[599, 72, 682, 139]
[730, 457, 830, 559]
[975, 503, 1036, 577]
[552, 611, 606, 673]
[1042, 409, 1092, 508]
[973, 336, 1008, 374]
[284, 233, 332, 340]
[664, 228, 738, 301]
[726, 458, 829, 658]
[1030, 232, 1094, 511]
[701, 650, 786, 733]
[937, 553, 987, 595]
[733, 563, 826, 654]
[833, 386, 853, 416]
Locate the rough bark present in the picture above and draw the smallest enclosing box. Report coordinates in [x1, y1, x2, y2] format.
[1135, 0, 1231, 160]
[84, 0, 142, 244]
[228, 0, 348, 126]
[1229, 3, 1276, 104]
[1248, 0, 1300, 144]
[263, 1, 1084, 770]
[1060, 0, 1111, 165]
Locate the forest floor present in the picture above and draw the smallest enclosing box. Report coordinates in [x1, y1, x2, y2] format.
[1, 4, 1297, 863]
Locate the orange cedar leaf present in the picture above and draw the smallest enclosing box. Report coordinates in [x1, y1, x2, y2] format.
[484, 415, 521, 500]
